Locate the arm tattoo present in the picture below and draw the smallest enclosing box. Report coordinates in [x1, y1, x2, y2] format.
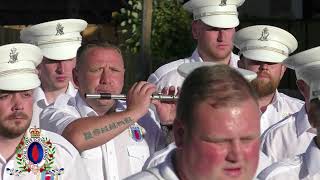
[83, 117, 134, 140]
[84, 131, 94, 140]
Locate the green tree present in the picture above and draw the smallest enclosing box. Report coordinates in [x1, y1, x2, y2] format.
[114, 0, 195, 71]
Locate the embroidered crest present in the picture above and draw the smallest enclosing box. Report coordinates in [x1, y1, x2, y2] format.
[8, 47, 19, 63]
[258, 27, 269, 41]
[129, 125, 144, 142]
[55, 23, 64, 35]
[219, 0, 227, 6]
[6, 127, 64, 177]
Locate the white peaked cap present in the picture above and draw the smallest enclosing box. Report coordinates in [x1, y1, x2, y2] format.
[177, 61, 257, 81]
[0, 43, 42, 91]
[283, 46, 320, 101]
[183, 0, 245, 28]
[234, 25, 298, 63]
[20, 19, 87, 60]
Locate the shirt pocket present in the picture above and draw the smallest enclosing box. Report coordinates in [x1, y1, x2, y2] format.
[81, 146, 102, 159]
[81, 147, 104, 180]
[127, 145, 150, 174]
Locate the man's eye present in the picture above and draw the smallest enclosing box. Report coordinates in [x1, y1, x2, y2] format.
[110, 67, 121, 72]
[203, 137, 228, 144]
[89, 68, 103, 73]
[23, 92, 32, 97]
[0, 94, 9, 99]
[240, 137, 256, 144]
[212, 139, 230, 144]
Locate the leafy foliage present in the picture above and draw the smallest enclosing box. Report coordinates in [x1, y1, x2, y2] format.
[115, 0, 143, 54]
[114, 0, 195, 70]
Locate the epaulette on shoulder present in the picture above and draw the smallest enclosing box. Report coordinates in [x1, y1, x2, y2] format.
[261, 111, 297, 139]
[257, 156, 302, 179]
[52, 94, 74, 108]
[279, 92, 304, 105]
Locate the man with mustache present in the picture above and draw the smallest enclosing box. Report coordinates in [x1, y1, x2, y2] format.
[235, 25, 304, 134]
[0, 43, 88, 179]
[40, 41, 166, 180]
[260, 46, 320, 166]
[126, 65, 261, 180]
[20, 19, 87, 128]
[257, 47, 320, 179]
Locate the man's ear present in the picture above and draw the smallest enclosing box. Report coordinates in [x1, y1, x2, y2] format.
[36, 63, 42, 77]
[279, 65, 287, 79]
[191, 21, 200, 40]
[73, 68, 80, 87]
[173, 119, 185, 148]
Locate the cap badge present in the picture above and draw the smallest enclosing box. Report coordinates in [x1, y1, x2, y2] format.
[219, 0, 227, 6]
[55, 23, 64, 36]
[258, 27, 269, 41]
[8, 47, 19, 64]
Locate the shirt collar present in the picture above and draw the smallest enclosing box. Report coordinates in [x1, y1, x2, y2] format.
[66, 82, 78, 96]
[75, 93, 97, 117]
[189, 49, 203, 62]
[33, 81, 77, 106]
[192, 49, 239, 68]
[269, 90, 281, 111]
[33, 86, 47, 104]
[0, 153, 6, 164]
[229, 53, 239, 68]
[295, 105, 311, 137]
[303, 139, 320, 176]
[158, 148, 180, 180]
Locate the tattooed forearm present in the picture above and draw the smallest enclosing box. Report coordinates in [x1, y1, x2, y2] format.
[83, 117, 134, 140]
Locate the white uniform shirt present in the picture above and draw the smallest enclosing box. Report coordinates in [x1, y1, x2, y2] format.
[261, 105, 316, 163]
[256, 152, 273, 177]
[0, 130, 89, 180]
[143, 142, 176, 170]
[147, 49, 239, 91]
[40, 93, 165, 180]
[260, 91, 304, 134]
[257, 140, 320, 180]
[125, 149, 179, 180]
[31, 82, 77, 128]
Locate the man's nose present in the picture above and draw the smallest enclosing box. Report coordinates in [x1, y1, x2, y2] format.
[56, 61, 65, 73]
[11, 94, 24, 111]
[259, 63, 269, 71]
[99, 68, 111, 85]
[217, 30, 224, 42]
[226, 140, 243, 163]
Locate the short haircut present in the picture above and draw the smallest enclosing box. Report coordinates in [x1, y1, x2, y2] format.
[176, 64, 258, 134]
[75, 40, 123, 69]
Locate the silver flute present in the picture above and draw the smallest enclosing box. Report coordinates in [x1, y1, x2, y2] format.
[85, 93, 178, 101]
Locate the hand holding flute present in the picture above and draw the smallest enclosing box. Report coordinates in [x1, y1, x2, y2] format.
[85, 82, 179, 126]
[152, 86, 179, 126]
[85, 93, 178, 101]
